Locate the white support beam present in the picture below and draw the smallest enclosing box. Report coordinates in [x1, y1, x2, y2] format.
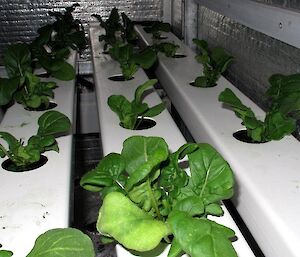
[195, 0, 300, 49]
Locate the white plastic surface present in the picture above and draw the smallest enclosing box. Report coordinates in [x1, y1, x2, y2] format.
[90, 25, 254, 257]
[135, 25, 300, 257]
[0, 53, 76, 256]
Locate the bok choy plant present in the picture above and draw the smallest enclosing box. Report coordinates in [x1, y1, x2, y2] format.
[2, 43, 57, 109]
[30, 3, 86, 80]
[193, 39, 233, 88]
[219, 73, 300, 142]
[0, 110, 71, 170]
[107, 79, 165, 129]
[144, 21, 171, 39]
[153, 42, 180, 58]
[92, 7, 123, 51]
[80, 135, 237, 257]
[109, 41, 157, 80]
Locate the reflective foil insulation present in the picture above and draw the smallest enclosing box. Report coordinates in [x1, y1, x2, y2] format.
[0, 0, 163, 58]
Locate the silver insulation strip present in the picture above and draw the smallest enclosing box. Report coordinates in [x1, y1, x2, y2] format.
[0, 0, 163, 57]
[197, 5, 300, 138]
[253, 0, 300, 9]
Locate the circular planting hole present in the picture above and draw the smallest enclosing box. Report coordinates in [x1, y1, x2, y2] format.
[2, 155, 48, 172]
[172, 53, 187, 58]
[120, 117, 156, 130]
[37, 72, 50, 78]
[233, 130, 268, 144]
[25, 102, 57, 111]
[102, 50, 109, 55]
[188, 81, 217, 88]
[108, 74, 134, 82]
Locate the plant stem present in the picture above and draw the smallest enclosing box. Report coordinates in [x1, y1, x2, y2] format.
[146, 178, 162, 220]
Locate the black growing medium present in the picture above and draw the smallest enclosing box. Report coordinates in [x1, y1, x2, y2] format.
[108, 75, 134, 82]
[172, 54, 187, 58]
[189, 81, 217, 88]
[2, 155, 48, 172]
[25, 102, 57, 111]
[120, 118, 156, 130]
[233, 130, 268, 144]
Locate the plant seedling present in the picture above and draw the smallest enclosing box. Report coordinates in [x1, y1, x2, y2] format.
[144, 21, 171, 39]
[93, 7, 123, 51]
[30, 4, 85, 80]
[193, 39, 233, 88]
[0, 110, 71, 170]
[2, 43, 58, 109]
[107, 79, 165, 129]
[80, 135, 237, 257]
[109, 41, 157, 80]
[153, 42, 180, 57]
[219, 73, 300, 142]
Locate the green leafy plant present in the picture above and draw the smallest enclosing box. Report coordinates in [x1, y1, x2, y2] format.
[30, 4, 85, 80]
[0, 110, 71, 170]
[2, 44, 58, 109]
[1, 43, 58, 109]
[153, 42, 180, 57]
[219, 73, 300, 142]
[192, 39, 233, 88]
[144, 21, 171, 39]
[109, 41, 157, 80]
[121, 12, 138, 44]
[80, 135, 237, 257]
[93, 7, 123, 51]
[107, 79, 164, 129]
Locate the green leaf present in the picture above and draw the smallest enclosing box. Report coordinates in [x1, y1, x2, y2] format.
[264, 112, 296, 141]
[143, 102, 165, 117]
[97, 192, 170, 252]
[205, 203, 224, 216]
[0, 250, 13, 257]
[26, 228, 94, 257]
[168, 211, 237, 257]
[134, 79, 157, 106]
[133, 47, 157, 69]
[0, 77, 19, 106]
[174, 196, 205, 216]
[50, 61, 75, 81]
[179, 144, 234, 205]
[37, 110, 71, 136]
[218, 88, 256, 120]
[4, 43, 32, 78]
[80, 153, 126, 193]
[168, 239, 183, 257]
[121, 136, 169, 191]
[193, 76, 208, 88]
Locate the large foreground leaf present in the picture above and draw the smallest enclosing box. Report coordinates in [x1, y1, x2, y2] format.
[26, 228, 94, 257]
[97, 192, 170, 252]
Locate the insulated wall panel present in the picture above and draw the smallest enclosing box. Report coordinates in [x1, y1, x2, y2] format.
[0, 0, 162, 59]
[171, 0, 183, 38]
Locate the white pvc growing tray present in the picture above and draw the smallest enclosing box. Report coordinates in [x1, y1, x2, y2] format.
[89, 24, 255, 257]
[0, 52, 77, 256]
[135, 25, 300, 257]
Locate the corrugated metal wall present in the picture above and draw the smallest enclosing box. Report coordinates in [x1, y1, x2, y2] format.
[0, 0, 163, 59]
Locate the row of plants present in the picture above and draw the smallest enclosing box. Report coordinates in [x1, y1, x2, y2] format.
[93, 8, 180, 81]
[138, 23, 300, 144]
[0, 3, 87, 111]
[0, 4, 86, 255]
